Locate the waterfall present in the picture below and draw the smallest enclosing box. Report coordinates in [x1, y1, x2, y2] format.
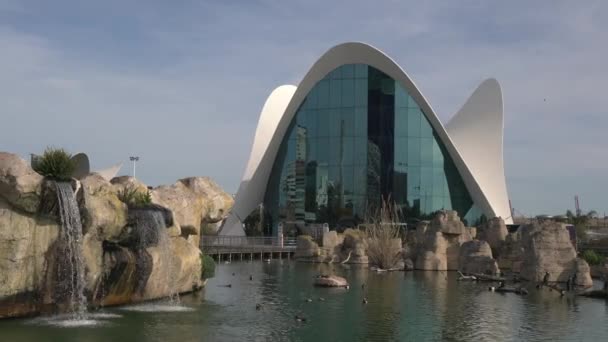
[55, 181, 87, 319]
[131, 209, 179, 302]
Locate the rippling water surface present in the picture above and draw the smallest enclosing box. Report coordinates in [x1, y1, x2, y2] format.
[1, 261, 607, 341]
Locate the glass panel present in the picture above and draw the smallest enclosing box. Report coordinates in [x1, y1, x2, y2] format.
[407, 108, 421, 137]
[353, 165, 367, 196]
[420, 114, 433, 138]
[354, 107, 367, 136]
[317, 137, 329, 162]
[329, 137, 341, 165]
[341, 79, 354, 107]
[342, 64, 354, 79]
[329, 109, 341, 137]
[330, 67, 341, 79]
[341, 107, 355, 137]
[318, 109, 330, 137]
[420, 137, 433, 166]
[432, 138, 443, 167]
[407, 137, 420, 166]
[317, 80, 329, 108]
[355, 78, 368, 107]
[342, 137, 354, 165]
[394, 107, 408, 137]
[307, 87, 318, 109]
[355, 64, 368, 78]
[330, 79, 341, 108]
[395, 84, 408, 108]
[354, 137, 367, 165]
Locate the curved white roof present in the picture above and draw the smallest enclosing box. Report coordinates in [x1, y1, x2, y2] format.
[220, 42, 511, 236]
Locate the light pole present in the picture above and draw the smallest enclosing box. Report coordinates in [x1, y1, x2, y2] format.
[129, 156, 139, 178]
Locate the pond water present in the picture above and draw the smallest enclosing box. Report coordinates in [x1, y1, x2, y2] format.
[1, 261, 608, 341]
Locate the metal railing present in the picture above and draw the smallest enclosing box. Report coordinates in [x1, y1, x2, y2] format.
[201, 236, 297, 251]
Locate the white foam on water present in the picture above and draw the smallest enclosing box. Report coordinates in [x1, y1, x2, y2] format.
[26, 312, 122, 328]
[119, 304, 195, 312]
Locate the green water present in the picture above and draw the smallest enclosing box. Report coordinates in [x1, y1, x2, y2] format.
[1, 261, 608, 341]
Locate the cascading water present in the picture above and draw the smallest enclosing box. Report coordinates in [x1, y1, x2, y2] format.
[131, 209, 179, 303]
[55, 181, 87, 319]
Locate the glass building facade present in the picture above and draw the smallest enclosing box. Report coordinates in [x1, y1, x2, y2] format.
[262, 64, 484, 235]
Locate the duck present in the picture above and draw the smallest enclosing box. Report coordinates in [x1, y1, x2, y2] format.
[362, 297, 368, 304]
[318, 297, 325, 302]
[294, 314, 307, 322]
[256, 303, 263, 310]
[249, 275, 253, 281]
[305, 298, 313, 303]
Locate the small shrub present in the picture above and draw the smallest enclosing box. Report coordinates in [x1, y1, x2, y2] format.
[582, 249, 605, 266]
[32, 147, 75, 180]
[365, 198, 403, 270]
[118, 187, 152, 208]
[201, 254, 216, 279]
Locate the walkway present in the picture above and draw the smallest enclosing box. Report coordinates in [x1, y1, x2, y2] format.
[201, 236, 297, 262]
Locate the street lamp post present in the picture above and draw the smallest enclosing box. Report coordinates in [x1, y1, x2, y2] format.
[129, 156, 139, 178]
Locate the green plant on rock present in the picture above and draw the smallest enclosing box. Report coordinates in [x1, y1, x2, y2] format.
[201, 254, 216, 279]
[582, 249, 605, 266]
[32, 147, 75, 180]
[118, 186, 152, 208]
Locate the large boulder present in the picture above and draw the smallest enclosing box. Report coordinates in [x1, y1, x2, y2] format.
[0, 152, 43, 213]
[478, 217, 508, 254]
[294, 235, 320, 260]
[416, 232, 448, 270]
[314, 275, 349, 288]
[459, 240, 499, 275]
[110, 176, 149, 194]
[519, 220, 592, 286]
[415, 211, 472, 271]
[0, 198, 59, 300]
[178, 177, 234, 224]
[342, 229, 368, 264]
[142, 237, 202, 299]
[78, 174, 127, 240]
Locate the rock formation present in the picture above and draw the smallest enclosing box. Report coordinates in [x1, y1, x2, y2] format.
[518, 220, 592, 286]
[415, 211, 474, 271]
[458, 240, 499, 275]
[150, 177, 233, 246]
[477, 217, 508, 256]
[0, 152, 232, 319]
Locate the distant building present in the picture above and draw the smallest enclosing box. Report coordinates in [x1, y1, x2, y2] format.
[221, 42, 512, 236]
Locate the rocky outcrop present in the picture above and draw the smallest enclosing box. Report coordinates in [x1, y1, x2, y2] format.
[0, 153, 43, 213]
[518, 220, 592, 287]
[477, 217, 508, 255]
[341, 229, 369, 264]
[79, 174, 127, 240]
[179, 177, 234, 224]
[415, 211, 473, 271]
[150, 177, 233, 247]
[0, 153, 223, 319]
[459, 240, 499, 275]
[0, 197, 59, 300]
[497, 231, 524, 272]
[294, 236, 321, 261]
[314, 275, 349, 288]
[110, 176, 149, 194]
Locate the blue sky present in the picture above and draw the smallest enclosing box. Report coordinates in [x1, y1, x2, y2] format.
[1, 0, 606, 216]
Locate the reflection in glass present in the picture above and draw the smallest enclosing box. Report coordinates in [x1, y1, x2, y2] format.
[263, 64, 480, 235]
